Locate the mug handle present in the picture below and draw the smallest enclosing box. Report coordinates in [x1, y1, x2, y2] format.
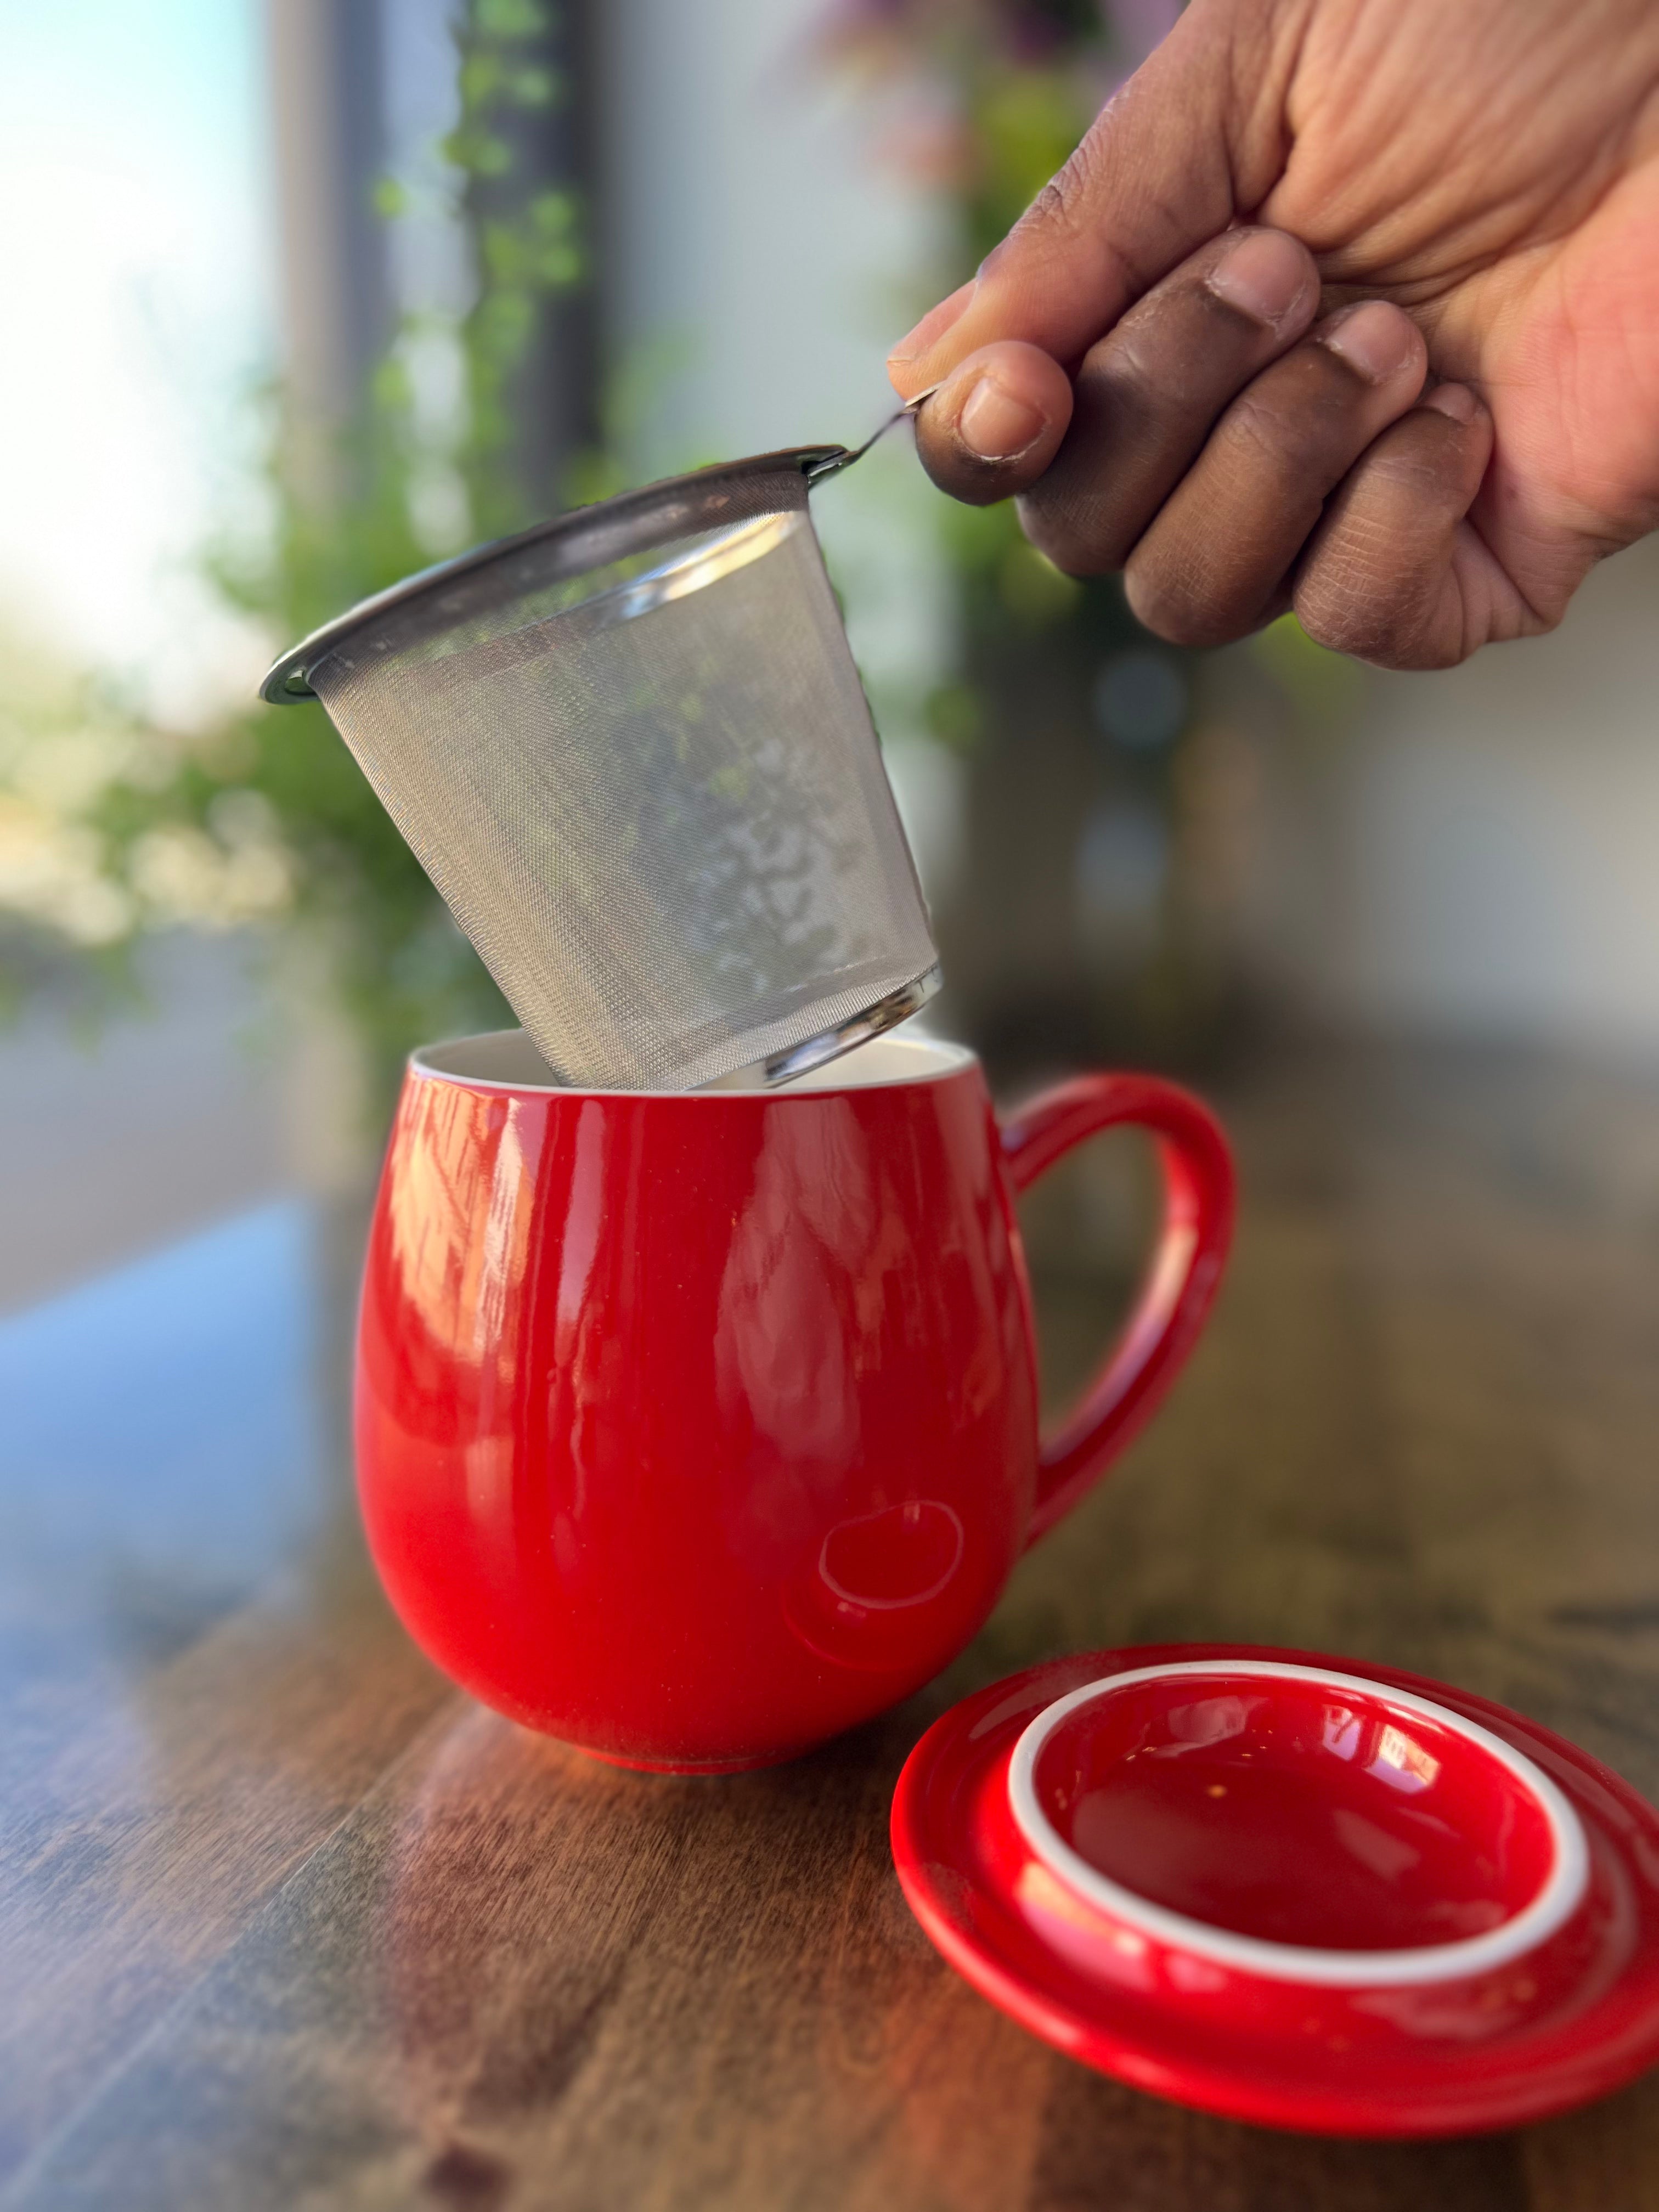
[1000, 1074, 1236, 1550]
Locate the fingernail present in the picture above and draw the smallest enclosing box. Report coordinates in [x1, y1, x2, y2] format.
[957, 375, 1048, 461]
[1323, 301, 1418, 383]
[1206, 229, 1310, 328]
[889, 279, 975, 367]
[1423, 382, 1480, 424]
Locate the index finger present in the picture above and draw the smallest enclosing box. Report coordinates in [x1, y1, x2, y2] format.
[887, 0, 1299, 396]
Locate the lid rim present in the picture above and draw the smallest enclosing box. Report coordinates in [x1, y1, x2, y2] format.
[891, 1641, 1659, 2137]
[1006, 1658, 1590, 1989]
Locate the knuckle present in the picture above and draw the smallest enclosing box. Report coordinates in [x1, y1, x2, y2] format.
[1027, 172, 1080, 235]
[1005, 115, 1146, 304]
[1090, 321, 1206, 420]
[1294, 552, 1449, 669]
[1017, 485, 1124, 578]
[1019, 131, 1102, 246]
[1356, 436, 1469, 507]
[1124, 555, 1233, 650]
[1224, 385, 1336, 479]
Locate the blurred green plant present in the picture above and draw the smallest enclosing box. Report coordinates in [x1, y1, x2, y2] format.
[0, 0, 587, 1102]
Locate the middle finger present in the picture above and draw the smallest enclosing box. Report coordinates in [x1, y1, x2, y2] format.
[1125, 300, 1430, 648]
[1017, 225, 1320, 574]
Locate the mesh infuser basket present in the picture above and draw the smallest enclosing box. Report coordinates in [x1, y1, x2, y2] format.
[261, 448, 939, 1090]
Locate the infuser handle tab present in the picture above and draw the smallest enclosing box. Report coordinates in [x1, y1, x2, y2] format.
[804, 383, 945, 484]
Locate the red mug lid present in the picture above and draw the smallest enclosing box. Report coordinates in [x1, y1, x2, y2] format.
[891, 1642, 1659, 2138]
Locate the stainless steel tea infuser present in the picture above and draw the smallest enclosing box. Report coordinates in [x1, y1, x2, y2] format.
[262, 394, 942, 1093]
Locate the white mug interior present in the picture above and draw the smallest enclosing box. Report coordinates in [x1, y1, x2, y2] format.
[409, 1027, 976, 1097]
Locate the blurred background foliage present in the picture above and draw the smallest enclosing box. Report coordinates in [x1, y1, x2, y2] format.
[0, 0, 1345, 1103]
[0, 0, 591, 1094]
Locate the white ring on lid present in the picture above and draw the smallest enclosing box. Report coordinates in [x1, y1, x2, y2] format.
[1007, 1659, 1589, 1988]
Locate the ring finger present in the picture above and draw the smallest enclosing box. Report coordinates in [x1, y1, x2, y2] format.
[1124, 301, 1430, 648]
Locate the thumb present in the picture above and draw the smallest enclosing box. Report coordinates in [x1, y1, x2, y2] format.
[888, 0, 1300, 394]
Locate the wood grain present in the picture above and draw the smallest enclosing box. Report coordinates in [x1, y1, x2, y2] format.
[5, 1038, 1659, 2208]
[0, 1552, 451, 2185]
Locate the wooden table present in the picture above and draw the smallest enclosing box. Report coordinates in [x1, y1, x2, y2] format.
[5, 1037, 1659, 2210]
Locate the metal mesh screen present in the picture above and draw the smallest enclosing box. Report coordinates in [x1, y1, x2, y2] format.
[308, 469, 937, 1089]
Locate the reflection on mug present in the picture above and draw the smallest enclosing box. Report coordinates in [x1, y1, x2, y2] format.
[786, 1499, 967, 1674]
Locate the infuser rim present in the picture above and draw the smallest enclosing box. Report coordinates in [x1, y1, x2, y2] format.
[257, 444, 844, 704]
[714, 965, 943, 1090]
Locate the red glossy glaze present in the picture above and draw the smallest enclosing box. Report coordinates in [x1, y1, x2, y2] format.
[355, 1034, 1233, 1771]
[1034, 1672, 1554, 1951]
[893, 1644, 1659, 2137]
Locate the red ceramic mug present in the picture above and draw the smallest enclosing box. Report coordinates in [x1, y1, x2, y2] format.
[356, 1030, 1235, 1771]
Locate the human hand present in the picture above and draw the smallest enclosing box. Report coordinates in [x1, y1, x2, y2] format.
[887, 0, 1659, 669]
